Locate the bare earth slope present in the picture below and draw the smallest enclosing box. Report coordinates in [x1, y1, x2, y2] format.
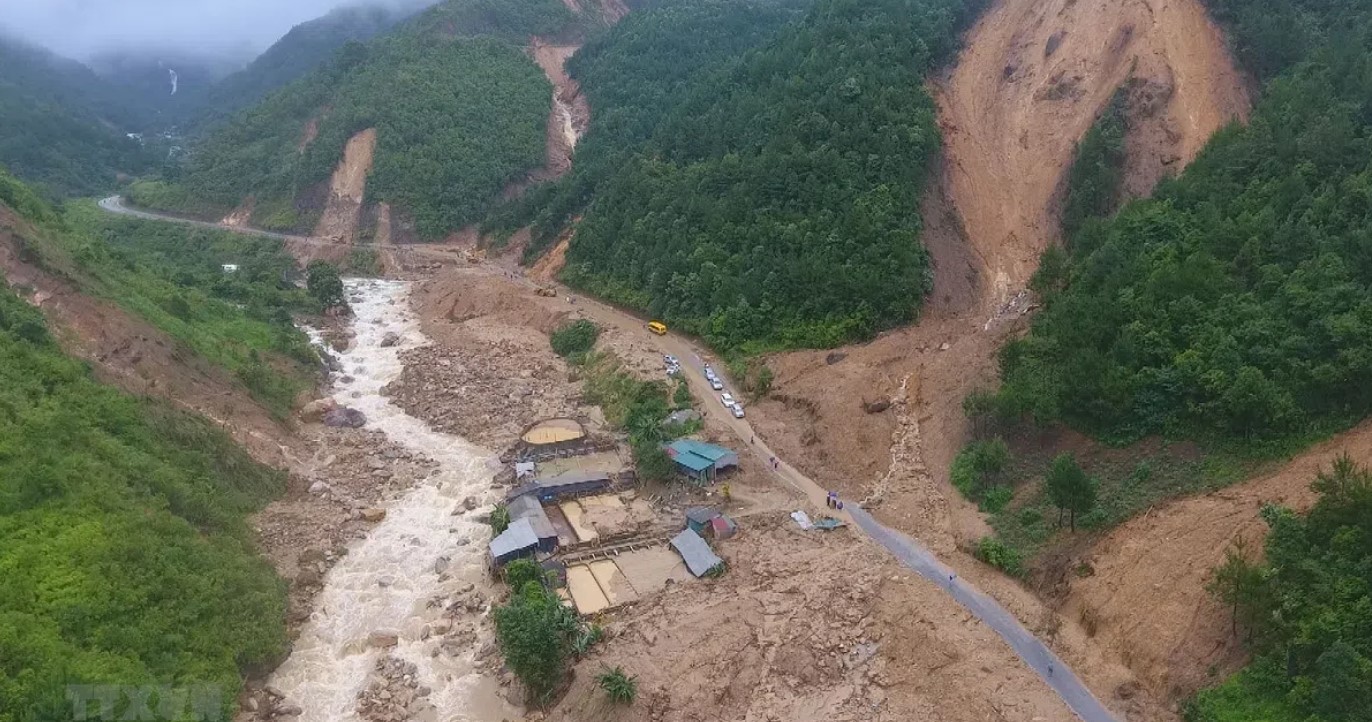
[745, 0, 1249, 712]
[307, 127, 377, 262]
[937, 0, 1249, 307]
[1064, 423, 1372, 701]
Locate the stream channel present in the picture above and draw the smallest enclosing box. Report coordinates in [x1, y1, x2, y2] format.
[271, 279, 518, 722]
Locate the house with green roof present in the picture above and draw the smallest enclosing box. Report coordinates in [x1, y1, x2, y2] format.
[665, 439, 739, 484]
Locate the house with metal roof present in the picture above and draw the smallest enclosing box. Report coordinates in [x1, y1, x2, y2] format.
[489, 518, 541, 567]
[505, 470, 612, 503]
[670, 528, 724, 577]
[685, 506, 722, 534]
[508, 494, 558, 552]
[665, 439, 739, 484]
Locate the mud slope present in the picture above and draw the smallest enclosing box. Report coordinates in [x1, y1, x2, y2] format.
[937, 0, 1248, 307]
[1063, 424, 1372, 701]
[308, 127, 377, 262]
[0, 211, 298, 467]
[758, 0, 1249, 552]
[744, 0, 1248, 713]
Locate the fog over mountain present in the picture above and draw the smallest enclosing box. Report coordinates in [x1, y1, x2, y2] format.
[0, 0, 436, 63]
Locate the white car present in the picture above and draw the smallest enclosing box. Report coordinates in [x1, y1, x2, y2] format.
[709, 378, 724, 390]
[730, 404, 745, 419]
[720, 393, 735, 406]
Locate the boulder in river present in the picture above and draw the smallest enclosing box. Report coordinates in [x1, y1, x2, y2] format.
[300, 398, 337, 423]
[323, 406, 367, 428]
[360, 508, 387, 523]
[368, 630, 400, 648]
[380, 331, 402, 348]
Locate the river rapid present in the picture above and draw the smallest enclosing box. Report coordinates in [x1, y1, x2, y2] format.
[271, 279, 518, 722]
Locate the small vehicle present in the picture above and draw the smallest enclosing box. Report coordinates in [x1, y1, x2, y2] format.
[664, 355, 679, 366]
[648, 321, 668, 335]
[730, 404, 745, 419]
[704, 365, 715, 378]
[720, 393, 735, 406]
[710, 378, 724, 390]
[667, 365, 682, 377]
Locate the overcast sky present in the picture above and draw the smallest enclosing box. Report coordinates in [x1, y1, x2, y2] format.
[0, 0, 429, 62]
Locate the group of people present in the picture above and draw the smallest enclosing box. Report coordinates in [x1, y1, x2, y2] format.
[826, 490, 843, 510]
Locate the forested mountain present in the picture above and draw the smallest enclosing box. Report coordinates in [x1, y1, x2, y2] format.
[133, 0, 575, 238]
[0, 170, 295, 722]
[996, 0, 1372, 450]
[977, 2, 1372, 717]
[484, 0, 808, 250]
[498, 0, 983, 352]
[0, 37, 154, 198]
[192, 5, 418, 130]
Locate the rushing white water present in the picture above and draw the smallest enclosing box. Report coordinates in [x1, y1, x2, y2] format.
[554, 95, 579, 150]
[271, 279, 518, 722]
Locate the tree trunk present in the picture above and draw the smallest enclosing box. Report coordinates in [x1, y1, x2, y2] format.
[1069, 508, 1076, 532]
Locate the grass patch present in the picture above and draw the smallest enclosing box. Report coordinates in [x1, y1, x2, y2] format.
[975, 435, 1248, 564]
[54, 200, 319, 416]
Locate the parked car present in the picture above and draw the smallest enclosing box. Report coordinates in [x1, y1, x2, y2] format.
[720, 393, 735, 406]
[730, 404, 745, 419]
[709, 378, 724, 390]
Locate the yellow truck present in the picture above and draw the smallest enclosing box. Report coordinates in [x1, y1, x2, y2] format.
[647, 321, 668, 336]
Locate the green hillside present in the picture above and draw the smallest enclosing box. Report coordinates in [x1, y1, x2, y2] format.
[499, 0, 981, 353]
[995, 0, 1372, 450]
[134, 0, 574, 239]
[0, 37, 154, 198]
[0, 172, 288, 722]
[193, 5, 416, 130]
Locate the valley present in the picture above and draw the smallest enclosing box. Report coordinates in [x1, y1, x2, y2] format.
[2, 0, 1370, 720]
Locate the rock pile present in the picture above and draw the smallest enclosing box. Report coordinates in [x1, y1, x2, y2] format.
[388, 343, 580, 446]
[355, 656, 436, 722]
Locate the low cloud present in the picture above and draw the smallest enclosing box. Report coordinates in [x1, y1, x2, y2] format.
[0, 0, 434, 62]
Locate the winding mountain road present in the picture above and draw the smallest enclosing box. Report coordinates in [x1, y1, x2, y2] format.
[97, 196, 1119, 721]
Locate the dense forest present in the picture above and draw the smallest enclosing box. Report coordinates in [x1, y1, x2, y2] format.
[502, 0, 982, 352]
[482, 0, 807, 250]
[995, 0, 1372, 448]
[1188, 458, 1372, 722]
[0, 175, 288, 722]
[135, 0, 571, 238]
[0, 38, 154, 198]
[191, 5, 415, 131]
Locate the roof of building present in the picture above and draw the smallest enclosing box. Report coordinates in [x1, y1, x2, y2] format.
[538, 470, 612, 488]
[666, 447, 715, 473]
[668, 439, 734, 462]
[515, 461, 536, 478]
[685, 506, 721, 525]
[508, 495, 557, 542]
[506, 470, 614, 501]
[489, 518, 539, 561]
[670, 529, 724, 577]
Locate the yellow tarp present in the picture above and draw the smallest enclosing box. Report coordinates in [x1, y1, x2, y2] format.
[560, 500, 599, 543]
[589, 560, 638, 605]
[521, 419, 585, 445]
[566, 565, 610, 615]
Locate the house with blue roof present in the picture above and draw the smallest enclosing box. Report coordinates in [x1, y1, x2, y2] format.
[665, 439, 739, 484]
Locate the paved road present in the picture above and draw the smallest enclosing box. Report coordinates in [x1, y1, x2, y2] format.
[529, 285, 1119, 721]
[99, 197, 1118, 721]
[99, 196, 306, 242]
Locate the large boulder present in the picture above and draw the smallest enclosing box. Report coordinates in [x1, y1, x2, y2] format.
[380, 331, 402, 348]
[323, 406, 367, 428]
[300, 398, 338, 423]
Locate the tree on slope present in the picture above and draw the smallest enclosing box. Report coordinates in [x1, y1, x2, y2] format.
[1045, 453, 1097, 532]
